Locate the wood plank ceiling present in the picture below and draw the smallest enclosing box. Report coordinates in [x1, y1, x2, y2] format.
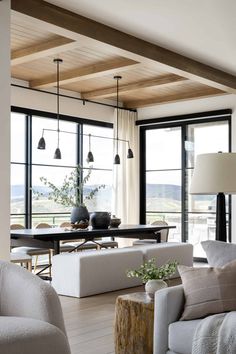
[11, 0, 236, 109]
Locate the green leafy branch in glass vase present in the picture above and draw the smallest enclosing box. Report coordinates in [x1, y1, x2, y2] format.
[127, 258, 178, 283]
[33, 165, 105, 208]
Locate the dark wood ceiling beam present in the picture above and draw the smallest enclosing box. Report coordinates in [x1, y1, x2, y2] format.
[11, 0, 236, 94]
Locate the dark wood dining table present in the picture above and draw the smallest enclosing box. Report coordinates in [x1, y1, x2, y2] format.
[11, 224, 176, 254]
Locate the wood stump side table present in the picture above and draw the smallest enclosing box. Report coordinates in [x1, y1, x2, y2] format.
[114, 292, 154, 354]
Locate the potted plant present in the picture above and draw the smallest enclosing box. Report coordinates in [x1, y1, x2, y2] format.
[33, 165, 105, 226]
[127, 258, 178, 297]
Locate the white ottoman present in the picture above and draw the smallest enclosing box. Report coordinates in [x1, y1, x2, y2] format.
[141, 242, 193, 278]
[52, 248, 143, 298]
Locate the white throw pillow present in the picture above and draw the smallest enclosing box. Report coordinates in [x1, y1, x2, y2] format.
[201, 240, 236, 267]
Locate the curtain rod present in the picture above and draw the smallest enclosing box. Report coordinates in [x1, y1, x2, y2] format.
[11, 83, 137, 113]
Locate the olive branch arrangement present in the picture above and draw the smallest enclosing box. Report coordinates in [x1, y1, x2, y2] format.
[127, 258, 178, 283]
[33, 165, 105, 207]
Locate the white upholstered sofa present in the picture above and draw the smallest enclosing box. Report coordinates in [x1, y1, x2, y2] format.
[154, 284, 199, 354]
[153, 241, 236, 354]
[0, 261, 70, 354]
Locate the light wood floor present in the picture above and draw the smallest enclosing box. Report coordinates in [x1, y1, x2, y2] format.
[60, 276, 183, 354]
[60, 286, 144, 354]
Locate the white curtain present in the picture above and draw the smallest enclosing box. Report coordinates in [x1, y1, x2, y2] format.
[112, 109, 139, 226]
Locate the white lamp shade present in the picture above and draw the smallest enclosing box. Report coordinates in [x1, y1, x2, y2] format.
[190, 153, 236, 195]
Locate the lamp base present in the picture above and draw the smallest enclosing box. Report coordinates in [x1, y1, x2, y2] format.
[216, 192, 227, 242]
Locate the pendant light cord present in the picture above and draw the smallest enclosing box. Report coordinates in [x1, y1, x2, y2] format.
[56, 59, 60, 147]
[89, 133, 91, 151]
[116, 77, 119, 154]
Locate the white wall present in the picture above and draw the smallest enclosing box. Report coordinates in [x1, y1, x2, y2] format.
[11, 79, 114, 123]
[0, 0, 11, 260]
[138, 94, 236, 242]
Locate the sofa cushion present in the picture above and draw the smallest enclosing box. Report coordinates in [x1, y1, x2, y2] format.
[0, 316, 70, 354]
[178, 261, 236, 320]
[169, 319, 202, 354]
[201, 240, 236, 267]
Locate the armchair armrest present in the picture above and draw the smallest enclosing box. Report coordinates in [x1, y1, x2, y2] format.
[153, 285, 185, 354]
[0, 261, 66, 335]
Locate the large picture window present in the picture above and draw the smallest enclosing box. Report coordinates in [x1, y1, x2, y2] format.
[140, 113, 231, 259]
[10, 108, 113, 227]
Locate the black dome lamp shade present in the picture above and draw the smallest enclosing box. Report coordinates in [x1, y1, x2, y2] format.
[37, 132, 46, 150]
[86, 134, 94, 163]
[114, 154, 120, 164]
[54, 147, 61, 159]
[127, 148, 134, 159]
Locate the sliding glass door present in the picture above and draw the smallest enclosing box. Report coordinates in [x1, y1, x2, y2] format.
[186, 121, 229, 257]
[145, 127, 182, 242]
[141, 116, 230, 259]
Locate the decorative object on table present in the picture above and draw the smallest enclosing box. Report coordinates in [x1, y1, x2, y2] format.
[33, 165, 105, 224]
[90, 211, 111, 229]
[127, 258, 178, 298]
[70, 220, 89, 230]
[110, 215, 121, 228]
[114, 292, 154, 354]
[145, 279, 167, 296]
[190, 152, 236, 242]
[70, 205, 89, 225]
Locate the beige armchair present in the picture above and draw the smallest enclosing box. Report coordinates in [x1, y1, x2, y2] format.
[0, 261, 70, 354]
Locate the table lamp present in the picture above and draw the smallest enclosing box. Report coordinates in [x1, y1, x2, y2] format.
[190, 152, 236, 242]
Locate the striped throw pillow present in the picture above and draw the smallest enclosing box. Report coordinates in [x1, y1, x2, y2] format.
[178, 260, 236, 320]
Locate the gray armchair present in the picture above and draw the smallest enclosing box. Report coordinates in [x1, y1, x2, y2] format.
[0, 261, 70, 354]
[154, 285, 202, 354]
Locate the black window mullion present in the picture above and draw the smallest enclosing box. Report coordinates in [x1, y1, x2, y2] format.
[77, 123, 83, 204]
[26, 114, 32, 228]
[139, 127, 146, 224]
[182, 124, 188, 242]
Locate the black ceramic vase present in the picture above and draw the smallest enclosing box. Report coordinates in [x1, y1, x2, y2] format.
[71, 206, 90, 224]
[90, 212, 111, 229]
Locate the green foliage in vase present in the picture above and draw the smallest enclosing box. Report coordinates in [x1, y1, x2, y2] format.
[126, 258, 178, 283]
[33, 165, 105, 208]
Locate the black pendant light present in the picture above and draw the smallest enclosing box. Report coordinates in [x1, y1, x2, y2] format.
[87, 134, 94, 163]
[36, 64, 134, 163]
[37, 131, 46, 150]
[114, 75, 122, 165]
[53, 58, 63, 159]
[127, 147, 134, 159]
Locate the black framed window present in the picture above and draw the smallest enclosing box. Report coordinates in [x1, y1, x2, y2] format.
[10, 107, 113, 227]
[82, 124, 113, 212]
[140, 111, 231, 260]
